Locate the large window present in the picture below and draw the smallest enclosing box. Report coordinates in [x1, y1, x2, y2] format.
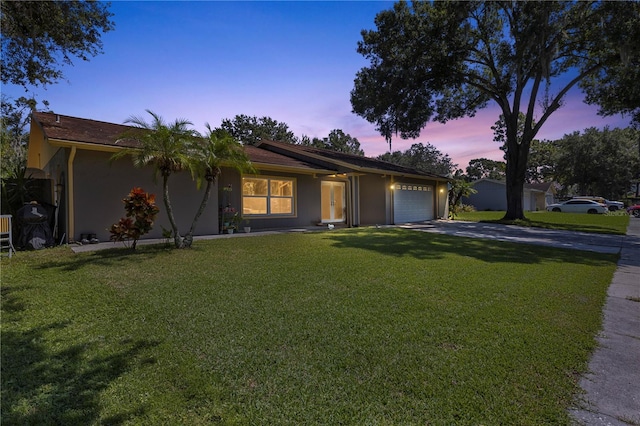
[242, 177, 295, 216]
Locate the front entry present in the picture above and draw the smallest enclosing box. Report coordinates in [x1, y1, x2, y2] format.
[321, 181, 345, 223]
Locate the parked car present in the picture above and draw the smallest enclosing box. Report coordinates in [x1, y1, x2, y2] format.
[627, 204, 640, 218]
[546, 199, 607, 214]
[571, 196, 624, 211]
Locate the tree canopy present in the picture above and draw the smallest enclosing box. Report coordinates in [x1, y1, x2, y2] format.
[378, 142, 455, 176]
[465, 158, 505, 181]
[1, 0, 115, 89]
[220, 115, 297, 146]
[553, 127, 639, 199]
[579, 1, 640, 126]
[301, 129, 365, 156]
[351, 0, 639, 219]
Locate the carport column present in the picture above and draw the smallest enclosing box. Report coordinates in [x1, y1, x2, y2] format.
[67, 146, 76, 243]
[348, 175, 360, 227]
[388, 177, 395, 225]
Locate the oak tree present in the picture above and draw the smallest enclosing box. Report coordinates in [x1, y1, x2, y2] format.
[1, 0, 114, 89]
[351, 1, 638, 219]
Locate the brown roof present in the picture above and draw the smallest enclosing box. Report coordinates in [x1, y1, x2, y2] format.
[258, 139, 449, 180]
[32, 111, 140, 148]
[243, 145, 334, 171]
[31, 112, 333, 172]
[31, 112, 448, 179]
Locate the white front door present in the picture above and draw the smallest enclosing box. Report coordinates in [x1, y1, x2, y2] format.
[321, 181, 345, 222]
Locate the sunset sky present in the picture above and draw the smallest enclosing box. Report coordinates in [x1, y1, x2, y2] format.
[5, 1, 632, 170]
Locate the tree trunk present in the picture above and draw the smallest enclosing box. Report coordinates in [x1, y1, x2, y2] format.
[183, 179, 213, 248]
[162, 174, 183, 248]
[503, 124, 530, 221]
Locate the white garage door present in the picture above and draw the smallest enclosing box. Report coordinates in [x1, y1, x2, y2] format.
[393, 183, 434, 223]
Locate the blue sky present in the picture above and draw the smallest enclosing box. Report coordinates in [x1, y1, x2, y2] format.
[5, 1, 632, 169]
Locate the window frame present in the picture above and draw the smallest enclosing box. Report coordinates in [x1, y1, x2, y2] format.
[241, 175, 297, 217]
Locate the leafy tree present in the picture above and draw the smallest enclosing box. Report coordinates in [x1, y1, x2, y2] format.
[525, 138, 557, 184]
[448, 178, 477, 219]
[2, 1, 113, 196]
[553, 127, 640, 199]
[1, 0, 115, 89]
[220, 115, 297, 146]
[301, 129, 365, 156]
[378, 142, 455, 176]
[466, 158, 506, 181]
[112, 110, 198, 249]
[351, 1, 637, 220]
[492, 112, 535, 152]
[492, 113, 555, 183]
[580, 1, 640, 126]
[1, 97, 48, 216]
[1, 96, 33, 179]
[183, 126, 254, 247]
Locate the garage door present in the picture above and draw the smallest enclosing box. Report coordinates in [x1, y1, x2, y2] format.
[393, 183, 434, 223]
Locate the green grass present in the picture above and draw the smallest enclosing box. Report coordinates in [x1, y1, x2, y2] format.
[2, 229, 618, 425]
[456, 210, 630, 235]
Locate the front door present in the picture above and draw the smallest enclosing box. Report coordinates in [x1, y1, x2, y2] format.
[321, 181, 345, 222]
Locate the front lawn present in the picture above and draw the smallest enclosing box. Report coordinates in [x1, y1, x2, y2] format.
[2, 229, 618, 425]
[455, 210, 629, 235]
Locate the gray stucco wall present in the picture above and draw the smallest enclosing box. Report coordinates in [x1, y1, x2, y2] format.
[465, 180, 508, 211]
[359, 174, 390, 225]
[464, 180, 538, 211]
[73, 150, 218, 242]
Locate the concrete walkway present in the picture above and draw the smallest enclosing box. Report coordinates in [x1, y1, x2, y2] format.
[569, 218, 640, 426]
[70, 219, 640, 424]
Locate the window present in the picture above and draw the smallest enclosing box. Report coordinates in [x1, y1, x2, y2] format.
[242, 177, 295, 216]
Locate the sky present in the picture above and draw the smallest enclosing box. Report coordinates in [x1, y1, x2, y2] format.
[4, 0, 632, 170]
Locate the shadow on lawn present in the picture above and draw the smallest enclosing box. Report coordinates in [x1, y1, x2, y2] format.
[35, 244, 172, 272]
[483, 219, 626, 235]
[1, 286, 159, 425]
[326, 229, 616, 266]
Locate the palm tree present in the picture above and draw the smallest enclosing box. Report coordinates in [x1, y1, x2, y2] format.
[448, 178, 477, 219]
[183, 125, 254, 247]
[113, 110, 197, 248]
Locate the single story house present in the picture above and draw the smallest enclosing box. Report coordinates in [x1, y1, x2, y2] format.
[463, 178, 556, 212]
[26, 112, 451, 244]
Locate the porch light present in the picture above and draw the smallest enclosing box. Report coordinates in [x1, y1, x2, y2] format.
[390, 184, 395, 190]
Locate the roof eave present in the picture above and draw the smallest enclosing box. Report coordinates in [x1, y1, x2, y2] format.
[249, 162, 336, 175]
[48, 138, 131, 153]
[258, 140, 451, 181]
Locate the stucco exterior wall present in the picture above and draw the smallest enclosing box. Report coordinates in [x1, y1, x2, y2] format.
[465, 180, 540, 212]
[359, 174, 390, 225]
[465, 180, 508, 211]
[73, 150, 218, 242]
[27, 121, 58, 171]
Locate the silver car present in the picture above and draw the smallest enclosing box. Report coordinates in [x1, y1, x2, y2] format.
[546, 199, 607, 214]
[571, 196, 624, 211]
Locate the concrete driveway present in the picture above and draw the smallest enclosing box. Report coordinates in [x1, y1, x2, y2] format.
[404, 220, 627, 254]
